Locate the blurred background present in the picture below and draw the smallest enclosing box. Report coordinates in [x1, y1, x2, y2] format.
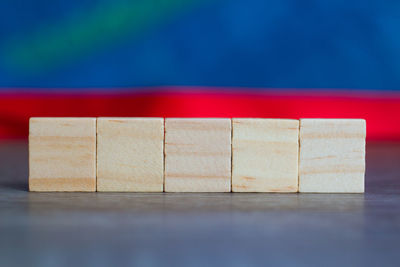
[1, 0, 399, 139]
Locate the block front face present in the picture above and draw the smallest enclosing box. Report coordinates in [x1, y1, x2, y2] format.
[164, 118, 231, 192]
[96, 118, 164, 192]
[232, 119, 299, 192]
[299, 119, 366, 193]
[29, 118, 96, 192]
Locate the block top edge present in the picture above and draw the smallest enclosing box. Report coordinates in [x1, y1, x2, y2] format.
[299, 118, 366, 122]
[165, 118, 231, 121]
[29, 117, 97, 123]
[232, 118, 299, 121]
[97, 117, 164, 120]
[299, 118, 366, 127]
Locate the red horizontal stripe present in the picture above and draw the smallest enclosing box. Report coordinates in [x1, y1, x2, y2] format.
[1, 88, 400, 140]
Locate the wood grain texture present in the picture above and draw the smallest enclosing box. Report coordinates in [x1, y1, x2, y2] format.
[299, 119, 366, 193]
[29, 117, 96, 192]
[164, 118, 231, 192]
[96, 118, 164, 192]
[232, 119, 299, 192]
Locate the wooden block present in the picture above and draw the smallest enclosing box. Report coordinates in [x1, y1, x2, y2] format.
[29, 117, 96, 192]
[96, 118, 164, 192]
[299, 119, 366, 193]
[232, 119, 299, 192]
[164, 118, 231, 192]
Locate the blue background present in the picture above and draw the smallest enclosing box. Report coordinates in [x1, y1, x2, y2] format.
[0, 0, 399, 90]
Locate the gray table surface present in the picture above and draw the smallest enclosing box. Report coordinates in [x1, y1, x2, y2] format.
[1, 141, 400, 267]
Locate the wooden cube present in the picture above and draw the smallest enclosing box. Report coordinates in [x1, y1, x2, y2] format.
[164, 118, 231, 192]
[299, 119, 366, 193]
[29, 118, 96, 192]
[96, 118, 164, 192]
[232, 119, 299, 192]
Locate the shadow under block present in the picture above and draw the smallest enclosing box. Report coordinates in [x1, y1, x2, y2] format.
[164, 118, 231, 192]
[299, 119, 366, 193]
[232, 119, 299, 192]
[29, 118, 97, 192]
[96, 118, 164, 192]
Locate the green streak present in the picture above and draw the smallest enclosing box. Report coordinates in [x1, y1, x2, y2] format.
[4, 0, 197, 74]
